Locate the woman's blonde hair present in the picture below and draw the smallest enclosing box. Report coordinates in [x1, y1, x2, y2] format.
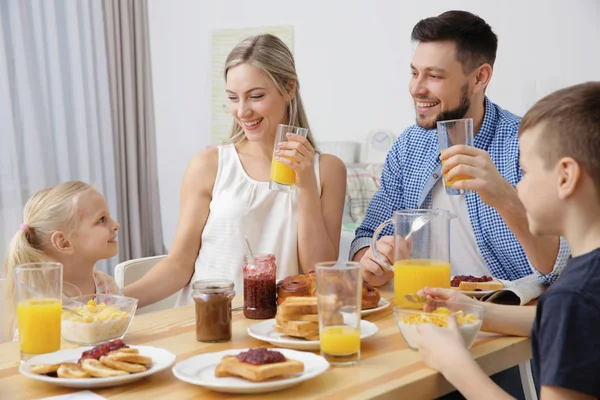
[2, 180, 92, 338]
[224, 34, 317, 149]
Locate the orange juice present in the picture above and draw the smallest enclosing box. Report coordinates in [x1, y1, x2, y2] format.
[441, 151, 470, 186]
[17, 298, 62, 354]
[270, 157, 296, 185]
[320, 326, 360, 355]
[394, 259, 450, 309]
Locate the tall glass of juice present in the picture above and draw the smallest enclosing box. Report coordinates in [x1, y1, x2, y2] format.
[316, 261, 362, 366]
[437, 118, 474, 195]
[14, 262, 63, 361]
[269, 124, 309, 193]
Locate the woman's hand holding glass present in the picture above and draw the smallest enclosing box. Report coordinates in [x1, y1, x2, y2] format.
[275, 133, 317, 189]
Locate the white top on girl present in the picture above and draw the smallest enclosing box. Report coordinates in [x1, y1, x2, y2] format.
[176, 144, 321, 306]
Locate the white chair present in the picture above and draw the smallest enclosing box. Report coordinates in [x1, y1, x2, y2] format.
[519, 360, 538, 400]
[114, 255, 181, 314]
[0, 278, 10, 343]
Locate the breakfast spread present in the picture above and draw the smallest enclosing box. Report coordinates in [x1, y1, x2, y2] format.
[450, 275, 504, 291]
[215, 348, 304, 382]
[30, 340, 153, 379]
[277, 272, 316, 304]
[277, 272, 381, 310]
[62, 299, 130, 344]
[244, 254, 277, 319]
[396, 307, 483, 349]
[274, 297, 321, 340]
[272, 296, 344, 341]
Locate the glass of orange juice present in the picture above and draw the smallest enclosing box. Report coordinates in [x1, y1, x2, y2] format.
[370, 210, 455, 309]
[437, 118, 474, 195]
[269, 124, 309, 193]
[315, 261, 362, 366]
[14, 262, 63, 361]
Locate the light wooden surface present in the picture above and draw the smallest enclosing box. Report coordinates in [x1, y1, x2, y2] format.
[0, 286, 531, 399]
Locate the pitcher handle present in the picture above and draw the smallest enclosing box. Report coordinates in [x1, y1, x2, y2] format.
[370, 219, 394, 271]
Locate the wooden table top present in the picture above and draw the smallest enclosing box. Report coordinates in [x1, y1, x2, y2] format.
[0, 286, 531, 399]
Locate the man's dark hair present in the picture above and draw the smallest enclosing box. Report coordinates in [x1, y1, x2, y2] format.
[411, 10, 498, 73]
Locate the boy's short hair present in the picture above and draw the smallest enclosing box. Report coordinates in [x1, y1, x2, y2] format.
[520, 81, 600, 195]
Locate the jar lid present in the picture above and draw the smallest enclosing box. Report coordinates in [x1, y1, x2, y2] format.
[192, 279, 234, 292]
[244, 254, 276, 264]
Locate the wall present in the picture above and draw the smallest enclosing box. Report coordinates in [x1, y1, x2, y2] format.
[148, 0, 600, 249]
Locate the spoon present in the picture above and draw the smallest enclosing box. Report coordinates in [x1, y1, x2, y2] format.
[404, 294, 427, 304]
[405, 214, 433, 241]
[244, 234, 255, 258]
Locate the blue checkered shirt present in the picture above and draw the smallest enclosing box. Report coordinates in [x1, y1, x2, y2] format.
[351, 97, 570, 284]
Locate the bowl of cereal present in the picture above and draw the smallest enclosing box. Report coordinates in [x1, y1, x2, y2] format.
[62, 294, 138, 346]
[392, 302, 485, 350]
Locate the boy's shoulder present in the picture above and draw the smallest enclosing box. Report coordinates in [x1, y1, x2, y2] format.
[543, 248, 600, 300]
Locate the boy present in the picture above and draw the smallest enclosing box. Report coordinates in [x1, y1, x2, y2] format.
[416, 82, 600, 399]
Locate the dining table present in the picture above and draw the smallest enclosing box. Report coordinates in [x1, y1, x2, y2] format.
[0, 284, 532, 399]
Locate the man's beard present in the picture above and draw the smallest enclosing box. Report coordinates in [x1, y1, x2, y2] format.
[416, 84, 471, 130]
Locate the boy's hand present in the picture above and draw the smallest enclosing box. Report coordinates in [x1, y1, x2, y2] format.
[417, 287, 477, 312]
[417, 315, 472, 374]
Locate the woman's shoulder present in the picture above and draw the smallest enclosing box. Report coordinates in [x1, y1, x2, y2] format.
[318, 153, 347, 193]
[319, 153, 346, 179]
[188, 147, 220, 173]
[183, 147, 221, 190]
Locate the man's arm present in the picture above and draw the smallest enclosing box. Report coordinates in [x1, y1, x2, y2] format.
[349, 137, 404, 261]
[493, 185, 559, 274]
[441, 145, 565, 275]
[349, 138, 405, 286]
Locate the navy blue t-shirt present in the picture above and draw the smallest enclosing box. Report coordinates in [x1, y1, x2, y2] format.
[532, 248, 600, 397]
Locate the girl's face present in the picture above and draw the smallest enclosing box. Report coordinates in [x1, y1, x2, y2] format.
[226, 63, 289, 143]
[69, 190, 119, 261]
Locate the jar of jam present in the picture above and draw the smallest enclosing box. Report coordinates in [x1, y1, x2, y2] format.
[192, 279, 235, 342]
[243, 254, 277, 319]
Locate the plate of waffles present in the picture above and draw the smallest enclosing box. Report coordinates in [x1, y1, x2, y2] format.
[20, 341, 176, 389]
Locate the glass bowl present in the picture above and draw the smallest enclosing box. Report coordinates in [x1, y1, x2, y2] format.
[61, 294, 138, 345]
[392, 302, 485, 350]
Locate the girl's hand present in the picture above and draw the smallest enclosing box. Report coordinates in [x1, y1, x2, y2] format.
[417, 315, 472, 374]
[276, 133, 317, 189]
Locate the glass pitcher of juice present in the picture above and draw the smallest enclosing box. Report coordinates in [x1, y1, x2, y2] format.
[370, 209, 455, 309]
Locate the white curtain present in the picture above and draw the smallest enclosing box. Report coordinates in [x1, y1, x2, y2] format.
[0, 0, 118, 274]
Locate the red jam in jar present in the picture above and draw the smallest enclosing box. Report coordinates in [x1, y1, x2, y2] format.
[243, 254, 277, 319]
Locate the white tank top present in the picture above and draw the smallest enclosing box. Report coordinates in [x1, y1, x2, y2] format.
[176, 144, 321, 306]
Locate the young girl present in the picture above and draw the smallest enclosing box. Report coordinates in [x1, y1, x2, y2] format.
[3, 180, 121, 337]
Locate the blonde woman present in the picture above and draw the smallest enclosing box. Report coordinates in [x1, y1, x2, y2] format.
[124, 34, 346, 307]
[3, 181, 121, 337]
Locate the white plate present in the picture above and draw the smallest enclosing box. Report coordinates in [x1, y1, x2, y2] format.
[19, 345, 176, 389]
[247, 318, 379, 351]
[361, 297, 390, 316]
[173, 348, 329, 394]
